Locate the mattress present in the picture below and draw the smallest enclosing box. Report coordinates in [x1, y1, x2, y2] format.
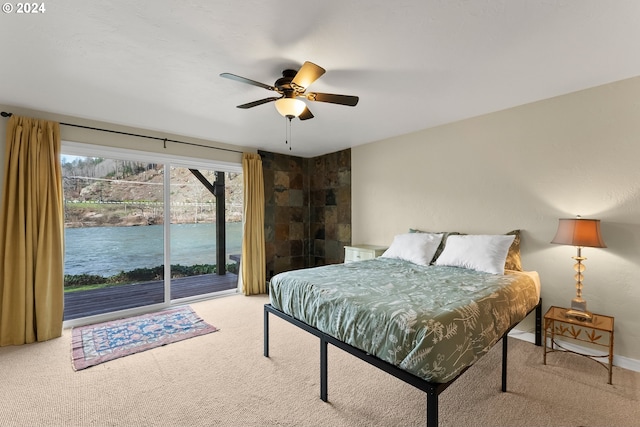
[269, 257, 539, 383]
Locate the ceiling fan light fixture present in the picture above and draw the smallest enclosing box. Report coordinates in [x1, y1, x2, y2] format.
[275, 98, 306, 118]
[220, 61, 359, 121]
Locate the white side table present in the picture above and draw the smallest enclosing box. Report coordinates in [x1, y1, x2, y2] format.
[344, 244, 387, 263]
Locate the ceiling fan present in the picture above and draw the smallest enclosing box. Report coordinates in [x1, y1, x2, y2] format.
[220, 61, 359, 120]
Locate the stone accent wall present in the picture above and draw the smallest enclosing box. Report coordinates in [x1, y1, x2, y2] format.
[309, 149, 351, 266]
[260, 148, 351, 280]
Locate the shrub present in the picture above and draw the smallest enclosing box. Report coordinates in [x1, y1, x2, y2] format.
[64, 263, 238, 290]
[64, 274, 107, 288]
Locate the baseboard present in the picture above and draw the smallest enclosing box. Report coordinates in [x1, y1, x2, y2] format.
[508, 329, 640, 373]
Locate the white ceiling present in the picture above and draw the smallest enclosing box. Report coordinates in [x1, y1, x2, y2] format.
[2, 0, 640, 157]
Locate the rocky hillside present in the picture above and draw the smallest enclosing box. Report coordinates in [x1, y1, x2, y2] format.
[63, 157, 243, 227]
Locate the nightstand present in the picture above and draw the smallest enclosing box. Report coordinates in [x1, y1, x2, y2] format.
[344, 244, 387, 263]
[543, 305, 614, 384]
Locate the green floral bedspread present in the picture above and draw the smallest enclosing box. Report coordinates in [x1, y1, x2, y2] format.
[269, 257, 539, 383]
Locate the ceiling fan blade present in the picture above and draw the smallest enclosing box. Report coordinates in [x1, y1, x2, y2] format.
[298, 106, 314, 121]
[220, 73, 275, 91]
[236, 97, 281, 109]
[306, 92, 359, 107]
[291, 62, 326, 91]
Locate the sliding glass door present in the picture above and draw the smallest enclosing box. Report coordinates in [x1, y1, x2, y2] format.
[61, 143, 242, 323]
[168, 167, 242, 301]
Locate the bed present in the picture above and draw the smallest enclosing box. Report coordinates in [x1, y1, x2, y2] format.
[263, 231, 542, 426]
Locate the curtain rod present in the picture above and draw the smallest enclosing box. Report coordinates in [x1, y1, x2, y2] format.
[0, 111, 244, 155]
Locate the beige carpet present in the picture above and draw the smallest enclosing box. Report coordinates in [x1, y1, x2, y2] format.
[0, 294, 638, 427]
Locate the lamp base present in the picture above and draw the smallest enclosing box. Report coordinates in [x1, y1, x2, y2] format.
[565, 308, 593, 323]
[571, 298, 588, 312]
[566, 298, 592, 322]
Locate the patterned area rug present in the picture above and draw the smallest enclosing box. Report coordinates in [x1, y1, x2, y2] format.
[71, 306, 218, 371]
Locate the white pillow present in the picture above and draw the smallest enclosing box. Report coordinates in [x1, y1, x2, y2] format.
[381, 233, 443, 266]
[434, 234, 516, 274]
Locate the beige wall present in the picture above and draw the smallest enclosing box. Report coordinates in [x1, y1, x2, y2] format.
[352, 76, 640, 365]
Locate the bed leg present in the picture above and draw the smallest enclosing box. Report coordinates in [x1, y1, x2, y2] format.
[426, 388, 438, 427]
[320, 337, 328, 402]
[535, 298, 542, 346]
[264, 305, 269, 358]
[501, 335, 508, 392]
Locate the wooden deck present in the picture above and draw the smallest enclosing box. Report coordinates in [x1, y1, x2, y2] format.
[63, 273, 238, 320]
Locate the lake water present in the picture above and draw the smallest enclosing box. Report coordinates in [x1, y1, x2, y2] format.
[64, 222, 243, 276]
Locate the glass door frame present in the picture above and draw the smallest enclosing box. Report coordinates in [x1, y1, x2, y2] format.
[62, 141, 242, 328]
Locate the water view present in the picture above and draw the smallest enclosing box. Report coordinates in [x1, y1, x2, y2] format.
[65, 222, 243, 277]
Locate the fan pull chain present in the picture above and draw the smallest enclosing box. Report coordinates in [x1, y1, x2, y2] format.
[285, 115, 293, 151]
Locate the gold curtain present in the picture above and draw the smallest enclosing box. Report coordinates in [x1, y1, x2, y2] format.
[241, 152, 266, 295]
[0, 116, 64, 346]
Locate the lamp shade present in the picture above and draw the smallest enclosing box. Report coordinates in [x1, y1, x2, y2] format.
[275, 98, 306, 117]
[551, 218, 607, 248]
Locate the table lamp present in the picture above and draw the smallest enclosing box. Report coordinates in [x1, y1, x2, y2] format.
[551, 216, 606, 322]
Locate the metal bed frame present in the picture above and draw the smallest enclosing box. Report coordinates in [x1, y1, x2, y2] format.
[264, 299, 542, 427]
